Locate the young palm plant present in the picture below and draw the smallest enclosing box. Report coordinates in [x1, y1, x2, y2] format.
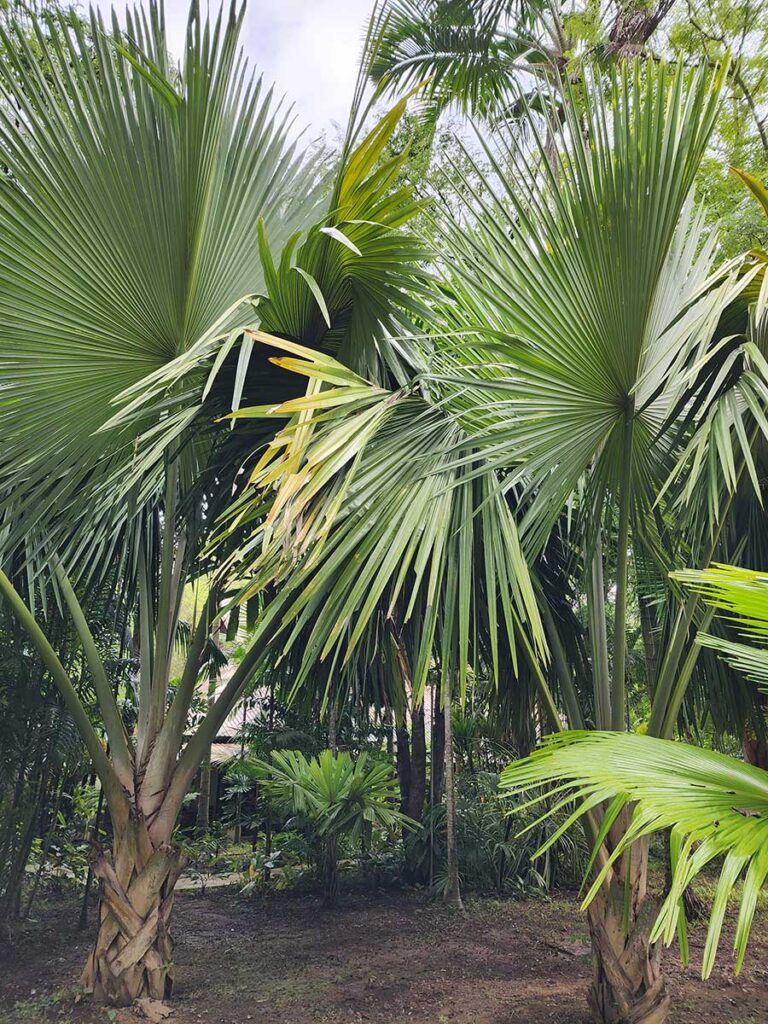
[254, 749, 413, 904]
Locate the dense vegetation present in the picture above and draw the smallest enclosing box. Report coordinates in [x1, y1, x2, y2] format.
[1, 1, 768, 1023]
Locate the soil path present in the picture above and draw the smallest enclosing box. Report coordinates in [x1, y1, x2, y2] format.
[2, 887, 767, 1024]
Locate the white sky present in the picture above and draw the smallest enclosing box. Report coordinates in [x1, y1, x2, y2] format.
[147, 1, 373, 135]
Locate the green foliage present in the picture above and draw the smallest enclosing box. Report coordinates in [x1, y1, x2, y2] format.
[676, 563, 768, 688]
[0, 0, 324, 566]
[223, 338, 546, 710]
[256, 749, 412, 844]
[668, 0, 768, 254]
[405, 771, 587, 896]
[500, 730, 768, 977]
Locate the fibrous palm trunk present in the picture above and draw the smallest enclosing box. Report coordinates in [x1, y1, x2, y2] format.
[81, 816, 185, 1006]
[586, 839, 669, 1024]
[323, 835, 338, 906]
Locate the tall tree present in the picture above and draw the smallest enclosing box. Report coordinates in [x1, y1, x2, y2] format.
[0, 0, 431, 1005]
[215, 59, 768, 1024]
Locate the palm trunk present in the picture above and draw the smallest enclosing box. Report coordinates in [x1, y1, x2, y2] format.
[443, 672, 462, 910]
[431, 683, 445, 804]
[323, 835, 338, 906]
[395, 712, 412, 814]
[587, 839, 669, 1024]
[406, 702, 426, 822]
[81, 816, 185, 1006]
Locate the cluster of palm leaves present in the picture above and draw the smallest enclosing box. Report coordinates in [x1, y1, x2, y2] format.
[1, 0, 768, 1017]
[250, 748, 413, 902]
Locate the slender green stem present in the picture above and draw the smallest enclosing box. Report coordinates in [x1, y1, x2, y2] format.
[610, 406, 634, 732]
[53, 559, 134, 794]
[143, 586, 219, 795]
[648, 428, 754, 737]
[660, 604, 717, 739]
[149, 459, 179, 739]
[152, 636, 264, 839]
[588, 537, 611, 729]
[136, 545, 153, 765]
[514, 615, 564, 732]
[0, 570, 128, 828]
[539, 597, 584, 729]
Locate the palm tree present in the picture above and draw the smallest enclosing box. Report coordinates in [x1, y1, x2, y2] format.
[500, 728, 768, 979]
[216, 58, 766, 1022]
[367, 0, 683, 132]
[0, 0, 431, 1005]
[255, 748, 414, 904]
[500, 563, 768, 981]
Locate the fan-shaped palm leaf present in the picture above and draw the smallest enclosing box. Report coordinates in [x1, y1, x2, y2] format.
[368, 0, 544, 119]
[427, 60, 739, 555]
[0, 1, 324, 563]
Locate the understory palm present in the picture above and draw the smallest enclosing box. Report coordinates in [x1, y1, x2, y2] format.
[254, 749, 413, 903]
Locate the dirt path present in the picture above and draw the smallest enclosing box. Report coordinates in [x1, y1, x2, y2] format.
[2, 887, 767, 1024]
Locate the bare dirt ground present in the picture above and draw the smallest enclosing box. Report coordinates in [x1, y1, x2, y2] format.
[2, 885, 767, 1024]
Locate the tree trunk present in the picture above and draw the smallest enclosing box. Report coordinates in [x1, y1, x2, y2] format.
[431, 686, 445, 805]
[81, 817, 185, 1006]
[443, 673, 462, 910]
[406, 703, 426, 822]
[586, 840, 669, 1024]
[395, 713, 412, 815]
[196, 759, 212, 833]
[323, 835, 338, 906]
[79, 783, 105, 930]
[743, 724, 768, 770]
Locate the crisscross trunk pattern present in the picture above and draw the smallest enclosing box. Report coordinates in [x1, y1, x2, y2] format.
[81, 818, 185, 1006]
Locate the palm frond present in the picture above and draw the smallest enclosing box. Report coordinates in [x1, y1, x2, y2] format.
[425, 59, 736, 555]
[0, 1, 324, 564]
[368, 0, 541, 118]
[675, 563, 768, 690]
[675, 564, 768, 641]
[500, 730, 768, 977]
[217, 335, 549, 712]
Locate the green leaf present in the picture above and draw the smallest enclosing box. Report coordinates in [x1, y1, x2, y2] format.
[501, 730, 768, 977]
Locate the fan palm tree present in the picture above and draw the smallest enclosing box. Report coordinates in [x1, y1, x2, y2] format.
[254, 748, 414, 904]
[216, 58, 766, 1022]
[0, 0, 432, 1005]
